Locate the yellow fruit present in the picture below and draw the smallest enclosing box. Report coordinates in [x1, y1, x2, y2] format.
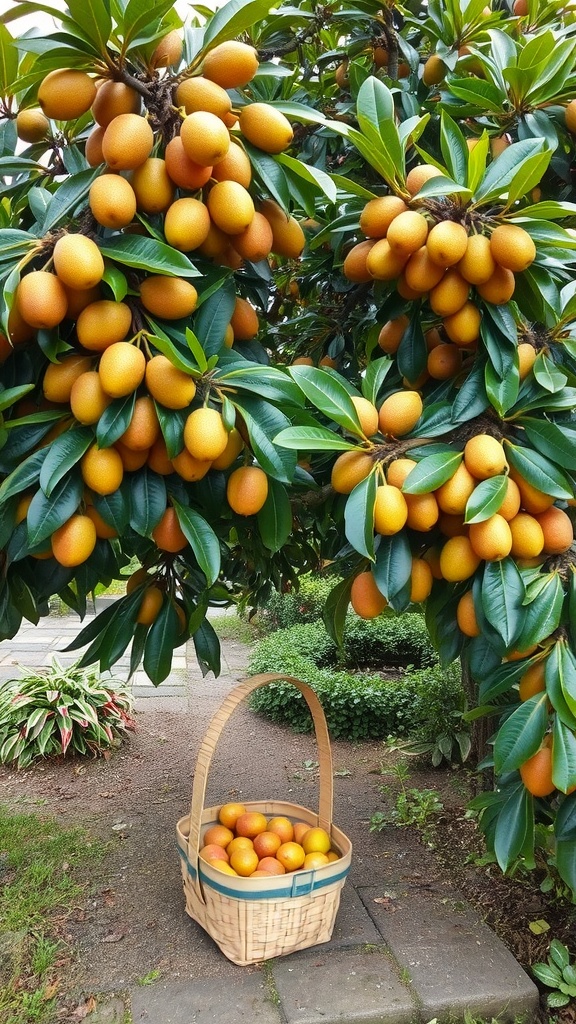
[144, 357, 196, 413]
[16, 108, 49, 143]
[423, 54, 446, 86]
[92, 80, 140, 126]
[443, 302, 481, 345]
[204, 823, 235, 848]
[164, 136, 213, 190]
[343, 240, 376, 282]
[426, 220, 468, 267]
[119, 396, 160, 451]
[207, 181, 255, 234]
[301, 827, 331, 855]
[139, 277, 198, 321]
[85, 125, 105, 166]
[520, 746, 555, 797]
[218, 802, 247, 830]
[350, 571, 387, 618]
[230, 297, 259, 340]
[405, 164, 442, 196]
[429, 271, 469, 317]
[490, 224, 536, 272]
[537, 506, 574, 554]
[53, 234, 104, 291]
[227, 465, 269, 516]
[239, 103, 293, 154]
[410, 558, 433, 602]
[378, 316, 409, 354]
[334, 62, 350, 89]
[469, 514, 512, 561]
[276, 842, 306, 872]
[16, 271, 68, 330]
[366, 239, 408, 281]
[199, 843, 229, 865]
[43, 354, 92, 403]
[351, 396, 379, 437]
[171, 449, 212, 482]
[517, 342, 537, 380]
[101, 113, 154, 171]
[359, 196, 408, 239]
[508, 512, 544, 558]
[498, 478, 522, 521]
[76, 300, 132, 352]
[38, 69, 96, 120]
[152, 506, 187, 552]
[457, 234, 496, 285]
[396, 272, 427, 300]
[427, 343, 462, 380]
[209, 861, 238, 876]
[386, 210, 429, 257]
[85, 504, 117, 540]
[115, 442, 149, 470]
[147, 436, 174, 476]
[180, 110, 230, 167]
[52, 514, 97, 567]
[184, 407, 228, 461]
[476, 265, 516, 305]
[456, 591, 480, 637]
[202, 41, 259, 89]
[331, 451, 374, 494]
[89, 173, 137, 229]
[464, 434, 507, 479]
[378, 391, 423, 436]
[439, 535, 481, 582]
[404, 246, 445, 292]
[130, 158, 175, 214]
[211, 141, 252, 188]
[406, 492, 440, 531]
[566, 99, 576, 134]
[232, 212, 274, 263]
[163, 197, 211, 253]
[175, 77, 230, 120]
[374, 484, 408, 535]
[235, 810, 268, 838]
[150, 30, 182, 68]
[81, 445, 124, 496]
[230, 847, 259, 876]
[212, 427, 244, 470]
[98, 342, 146, 398]
[303, 851, 330, 869]
[518, 661, 547, 701]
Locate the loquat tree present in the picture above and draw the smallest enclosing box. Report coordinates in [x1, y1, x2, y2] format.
[0, 0, 576, 897]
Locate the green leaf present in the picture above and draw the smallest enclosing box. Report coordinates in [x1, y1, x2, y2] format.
[276, 153, 337, 204]
[439, 110, 468, 185]
[361, 357, 393, 406]
[129, 469, 166, 536]
[532, 963, 562, 987]
[289, 366, 362, 435]
[519, 417, 576, 471]
[257, 478, 292, 553]
[515, 575, 565, 651]
[546, 644, 576, 731]
[171, 500, 220, 586]
[322, 576, 353, 648]
[202, 0, 276, 46]
[556, 840, 576, 901]
[232, 396, 295, 483]
[557, 641, 576, 720]
[505, 442, 574, 500]
[43, 167, 100, 233]
[485, 361, 519, 417]
[552, 717, 576, 794]
[156, 405, 185, 460]
[397, 312, 427, 383]
[102, 263, 128, 302]
[411, 174, 471, 199]
[0, 23, 18, 95]
[493, 693, 548, 774]
[0, 383, 34, 412]
[26, 473, 83, 547]
[505, 149, 552, 208]
[65, 0, 112, 56]
[555, 793, 576, 842]
[192, 617, 221, 677]
[96, 393, 136, 449]
[194, 278, 236, 356]
[447, 78, 506, 114]
[494, 782, 533, 871]
[185, 327, 208, 372]
[355, 76, 403, 180]
[344, 470, 377, 560]
[402, 451, 462, 495]
[38, 427, 93, 498]
[99, 236, 200, 277]
[143, 600, 179, 685]
[0, 449, 47, 503]
[532, 353, 568, 393]
[474, 139, 547, 203]
[465, 476, 508, 524]
[373, 532, 412, 610]
[467, 131, 490, 195]
[242, 143, 292, 211]
[274, 426, 358, 452]
[481, 558, 525, 648]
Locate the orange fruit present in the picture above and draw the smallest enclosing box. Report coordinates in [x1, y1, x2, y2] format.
[518, 660, 547, 701]
[76, 300, 132, 352]
[276, 841, 306, 872]
[230, 297, 259, 341]
[101, 113, 154, 171]
[226, 466, 269, 516]
[301, 827, 331, 855]
[490, 224, 536, 272]
[98, 342, 146, 398]
[199, 844, 229, 864]
[439, 535, 481, 582]
[17, 271, 68, 330]
[427, 343, 462, 380]
[38, 68, 96, 120]
[202, 41, 259, 89]
[175, 76, 231, 118]
[429, 271, 470, 317]
[259, 199, 306, 259]
[232, 212, 274, 263]
[343, 240, 376, 282]
[136, 585, 164, 625]
[257, 857, 286, 875]
[366, 239, 408, 281]
[163, 197, 211, 252]
[53, 234, 104, 291]
[139, 277, 198, 322]
[172, 449, 212, 482]
[423, 54, 446, 86]
[520, 746, 555, 797]
[517, 343, 537, 381]
[293, 822, 311, 845]
[81, 445, 124, 496]
[89, 173, 137, 229]
[351, 396, 379, 437]
[15, 107, 49, 143]
[238, 103, 293, 154]
[212, 141, 252, 188]
[374, 484, 408, 535]
[119, 396, 160, 450]
[203, 823, 235, 848]
[405, 164, 442, 196]
[85, 125, 106, 166]
[207, 180, 255, 235]
[378, 315, 409, 354]
[457, 233, 496, 285]
[438, 513, 468, 537]
[212, 428, 244, 471]
[536, 506, 574, 554]
[378, 391, 422, 436]
[426, 220, 468, 267]
[497, 478, 521, 521]
[410, 558, 433, 602]
[209, 861, 238, 876]
[350, 571, 387, 618]
[145, 355, 197, 409]
[164, 136, 213, 190]
[147, 437, 173, 476]
[150, 29, 182, 68]
[91, 80, 140, 126]
[267, 817, 294, 844]
[43, 353, 93, 403]
[303, 852, 330, 869]
[405, 492, 439, 532]
[229, 846, 260, 876]
[476, 265, 516, 305]
[508, 467, 555, 515]
[115, 443, 149, 470]
[386, 210, 429, 258]
[443, 302, 481, 346]
[52, 514, 97, 567]
[469, 514, 512, 561]
[456, 591, 480, 637]
[180, 110, 230, 167]
[253, 831, 282, 859]
[226, 837, 254, 856]
[509, 512, 544, 559]
[464, 434, 507, 479]
[85, 504, 117, 540]
[235, 811, 268, 838]
[404, 246, 445, 292]
[130, 157, 175, 214]
[152, 506, 187, 552]
[184, 407, 228, 461]
[359, 196, 408, 238]
[386, 458, 416, 488]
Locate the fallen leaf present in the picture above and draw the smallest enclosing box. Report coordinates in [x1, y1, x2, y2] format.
[43, 981, 59, 1000]
[69, 996, 97, 1019]
[102, 931, 125, 943]
[528, 919, 550, 934]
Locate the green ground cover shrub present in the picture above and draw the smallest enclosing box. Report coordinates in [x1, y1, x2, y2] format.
[256, 575, 340, 632]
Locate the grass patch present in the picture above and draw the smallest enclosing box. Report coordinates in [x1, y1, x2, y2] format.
[0, 805, 108, 1024]
[209, 611, 258, 644]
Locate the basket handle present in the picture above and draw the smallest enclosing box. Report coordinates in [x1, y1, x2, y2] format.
[187, 673, 334, 874]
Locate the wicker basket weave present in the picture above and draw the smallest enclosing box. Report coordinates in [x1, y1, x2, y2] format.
[176, 673, 352, 966]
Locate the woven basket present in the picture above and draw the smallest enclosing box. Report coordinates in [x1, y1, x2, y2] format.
[176, 673, 352, 966]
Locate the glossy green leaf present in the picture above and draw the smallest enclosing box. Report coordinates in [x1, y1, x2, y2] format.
[276, 153, 337, 204]
[474, 138, 547, 203]
[402, 451, 462, 495]
[533, 353, 568, 393]
[546, 644, 576, 731]
[505, 442, 574, 500]
[274, 426, 358, 452]
[194, 279, 236, 356]
[555, 793, 576, 842]
[66, 0, 112, 56]
[519, 417, 576, 471]
[465, 476, 508, 524]
[556, 839, 576, 900]
[322, 575, 354, 648]
[96, 393, 136, 449]
[373, 532, 412, 610]
[39, 427, 92, 498]
[481, 558, 525, 648]
[203, 0, 276, 46]
[171, 499, 220, 586]
[344, 471, 377, 560]
[143, 600, 180, 685]
[494, 782, 533, 872]
[515, 575, 565, 651]
[129, 469, 166, 536]
[233, 397, 295, 483]
[493, 693, 548, 774]
[257, 478, 292, 554]
[192, 617, 221, 677]
[0, 449, 47, 503]
[289, 366, 362, 435]
[0, 23, 18, 94]
[99, 236, 200, 277]
[26, 472, 83, 547]
[43, 167, 100, 232]
[361, 357, 393, 406]
[552, 717, 576, 794]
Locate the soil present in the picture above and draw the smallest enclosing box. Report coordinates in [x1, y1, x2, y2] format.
[1, 636, 575, 1020]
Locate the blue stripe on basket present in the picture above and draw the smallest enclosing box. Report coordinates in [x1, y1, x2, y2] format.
[177, 845, 350, 900]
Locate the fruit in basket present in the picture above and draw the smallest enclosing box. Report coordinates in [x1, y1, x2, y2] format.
[304, 852, 330, 869]
[211, 861, 238, 876]
[293, 822, 311, 845]
[301, 827, 331, 855]
[229, 846, 259, 876]
[218, 802, 247, 830]
[253, 831, 282, 858]
[276, 841, 306, 872]
[200, 844, 229, 863]
[226, 836, 254, 855]
[257, 856, 286, 875]
[267, 816, 295, 843]
[234, 811, 269, 838]
[203, 824, 235, 848]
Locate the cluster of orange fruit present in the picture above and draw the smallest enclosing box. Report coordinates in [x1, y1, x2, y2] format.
[5, 38, 308, 571]
[343, 177, 537, 383]
[199, 802, 340, 878]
